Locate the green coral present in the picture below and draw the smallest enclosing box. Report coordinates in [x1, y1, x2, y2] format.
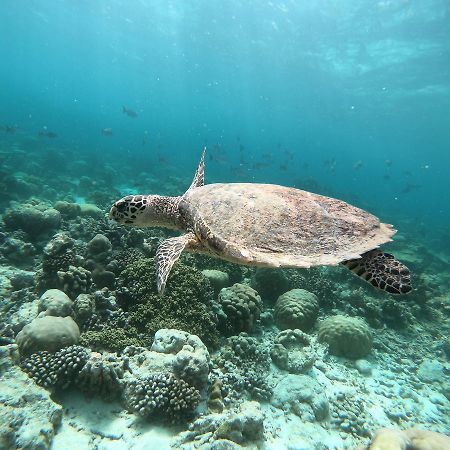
[250, 268, 290, 303]
[79, 327, 149, 353]
[119, 258, 219, 349]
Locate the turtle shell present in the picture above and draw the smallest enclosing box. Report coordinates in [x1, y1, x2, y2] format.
[181, 183, 395, 268]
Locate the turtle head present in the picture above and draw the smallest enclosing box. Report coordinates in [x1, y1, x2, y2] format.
[109, 194, 181, 229]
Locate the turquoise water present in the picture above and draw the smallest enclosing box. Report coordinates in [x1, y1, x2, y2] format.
[0, 2, 449, 449]
[2, 1, 449, 234]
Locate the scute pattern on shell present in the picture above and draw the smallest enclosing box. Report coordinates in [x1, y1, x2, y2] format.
[183, 183, 396, 267]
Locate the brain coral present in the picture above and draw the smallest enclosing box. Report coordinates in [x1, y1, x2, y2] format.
[274, 289, 319, 331]
[318, 315, 372, 359]
[16, 316, 80, 356]
[217, 283, 263, 335]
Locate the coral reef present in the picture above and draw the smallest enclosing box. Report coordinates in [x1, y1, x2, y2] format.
[124, 373, 200, 423]
[0, 235, 36, 267]
[318, 314, 373, 359]
[3, 201, 61, 239]
[174, 401, 264, 448]
[270, 329, 317, 373]
[214, 334, 272, 403]
[79, 326, 148, 353]
[151, 328, 210, 389]
[330, 391, 369, 437]
[36, 233, 77, 292]
[202, 269, 230, 294]
[16, 316, 80, 356]
[119, 257, 219, 348]
[85, 234, 115, 288]
[285, 266, 341, 308]
[41, 233, 76, 273]
[57, 265, 92, 299]
[208, 379, 225, 413]
[274, 288, 319, 331]
[271, 374, 329, 421]
[0, 345, 63, 450]
[216, 283, 263, 335]
[250, 268, 290, 303]
[20, 345, 89, 389]
[38, 289, 73, 317]
[53, 200, 81, 219]
[72, 293, 95, 324]
[193, 254, 244, 285]
[76, 351, 128, 400]
[1, 133, 449, 450]
[367, 427, 450, 450]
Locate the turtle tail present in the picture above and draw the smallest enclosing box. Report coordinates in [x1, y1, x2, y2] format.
[342, 249, 412, 295]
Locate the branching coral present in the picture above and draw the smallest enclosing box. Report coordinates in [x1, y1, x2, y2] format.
[57, 265, 92, 299]
[76, 351, 128, 400]
[21, 345, 89, 389]
[213, 334, 273, 403]
[124, 373, 200, 423]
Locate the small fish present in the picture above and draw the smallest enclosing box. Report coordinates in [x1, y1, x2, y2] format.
[101, 128, 113, 136]
[209, 144, 227, 164]
[323, 158, 336, 173]
[353, 160, 363, 170]
[252, 162, 271, 170]
[38, 127, 57, 138]
[142, 130, 149, 146]
[401, 183, 421, 194]
[158, 155, 167, 165]
[2, 125, 17, 134]
[383, 174, 391, 181]
[283, 150, 294, 161]
[279, 164, 288, 171]
[122, 106, 138, 118]
[384, 159, 392, 167]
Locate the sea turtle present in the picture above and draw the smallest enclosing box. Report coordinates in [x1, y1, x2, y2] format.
[110, 150, 412, 295]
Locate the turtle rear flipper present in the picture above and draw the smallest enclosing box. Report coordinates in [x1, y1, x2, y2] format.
[343, 250, 412, 294]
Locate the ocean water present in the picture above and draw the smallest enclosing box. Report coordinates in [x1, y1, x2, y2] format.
[0, 1, 449, 449]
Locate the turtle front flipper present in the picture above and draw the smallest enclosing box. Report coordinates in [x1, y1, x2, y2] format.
[342, 249, 412, 295]
[156, 232, 200, 295]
